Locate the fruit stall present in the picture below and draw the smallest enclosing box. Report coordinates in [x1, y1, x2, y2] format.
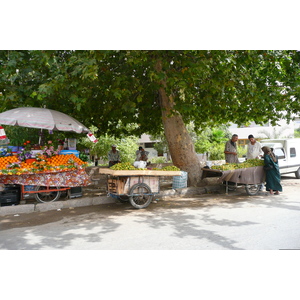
[0, 153, 91, 204]
[99, 162, 182, 209]
[0, 106, 95, 206]
[201, 159, 265, 195]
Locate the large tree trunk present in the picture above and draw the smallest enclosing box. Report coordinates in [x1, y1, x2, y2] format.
[158, 87, 202, 186]
[154, 59, 202, 186]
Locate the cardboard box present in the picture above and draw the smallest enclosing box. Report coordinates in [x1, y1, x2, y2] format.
[123, 176, 159, 194]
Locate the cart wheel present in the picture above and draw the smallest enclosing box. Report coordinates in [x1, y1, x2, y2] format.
[129, 183, 153, 209]
[117, 195, 129, 203]
[245, 184, 260, 196]
[34, 186, 61, 203]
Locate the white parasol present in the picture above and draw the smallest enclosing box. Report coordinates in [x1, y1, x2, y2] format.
[0, 107, 90, 134]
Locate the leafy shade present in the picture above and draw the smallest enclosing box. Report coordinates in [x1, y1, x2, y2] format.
[1, 50, 300, 135]
[2, 50, 300, 185]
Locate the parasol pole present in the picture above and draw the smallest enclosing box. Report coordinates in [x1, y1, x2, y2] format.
[38, 129, 45, 146]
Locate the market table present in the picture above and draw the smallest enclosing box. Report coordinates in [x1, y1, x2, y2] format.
[201, 166, 265, 195]
[0, 168, 91, 203]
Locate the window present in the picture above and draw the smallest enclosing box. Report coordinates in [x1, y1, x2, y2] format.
[144, 142, 156, 148]
[290, 147, 296, 158]
[238, 139, 247, 146]
[274, 148, 285, 159]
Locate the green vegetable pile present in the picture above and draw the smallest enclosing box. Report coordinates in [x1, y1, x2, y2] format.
[211, 159, 264, 171]
[110, 162, 180, 171]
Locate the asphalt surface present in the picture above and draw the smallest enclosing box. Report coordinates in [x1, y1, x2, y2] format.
[0, 175, 299, 250]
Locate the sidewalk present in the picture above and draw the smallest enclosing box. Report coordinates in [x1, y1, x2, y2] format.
[0, 183, 223, 216]
[0, 166, 223, 216]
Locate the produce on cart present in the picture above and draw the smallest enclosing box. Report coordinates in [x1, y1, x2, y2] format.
[0, 106, 94, 204]
[0, 153, 91, 203]
[202, 159, 265, 195]
[99, 162, 182, 209]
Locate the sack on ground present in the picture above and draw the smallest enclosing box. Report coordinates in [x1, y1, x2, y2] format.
[172, 171, 188, 189]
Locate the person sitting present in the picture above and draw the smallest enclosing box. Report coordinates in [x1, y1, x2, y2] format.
[108, 144, 120, 167]
[136, 146, 149, 162]
[135, 146, 143, 161]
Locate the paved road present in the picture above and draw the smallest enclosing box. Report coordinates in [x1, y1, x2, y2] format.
[1, 175, 300, 250]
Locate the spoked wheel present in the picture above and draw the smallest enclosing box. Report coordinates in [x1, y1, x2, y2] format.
[129, 183, 153, 209]
[34, 186, 61, 203]
[245, 184, 260, 196]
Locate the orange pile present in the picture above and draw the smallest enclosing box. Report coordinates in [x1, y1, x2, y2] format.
[0, 154, 86, 173]
[0, 156, 19, 169]
[46, 154, 86, 167]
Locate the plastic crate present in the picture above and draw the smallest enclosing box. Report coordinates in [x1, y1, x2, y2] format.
[0, 185, 21, 206]
[60, 150, 80, 158]
[24, 185, 36, 191]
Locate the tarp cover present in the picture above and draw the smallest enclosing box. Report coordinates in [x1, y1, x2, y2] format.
[216, 166, 265, 184]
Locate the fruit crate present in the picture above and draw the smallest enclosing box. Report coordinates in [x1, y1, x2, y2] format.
[107, 177, 127, 194]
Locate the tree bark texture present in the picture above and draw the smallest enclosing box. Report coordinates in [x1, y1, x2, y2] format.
[154, 59, 202, 186]
[158, 87, 202, 187]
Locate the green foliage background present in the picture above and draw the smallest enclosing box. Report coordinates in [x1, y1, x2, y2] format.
[2, 50, 300, 175]
[78, 126, 139, 163]
[2, 50, 300, 137]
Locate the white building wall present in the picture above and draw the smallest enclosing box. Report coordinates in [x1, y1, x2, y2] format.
[229, 120, 295, 139]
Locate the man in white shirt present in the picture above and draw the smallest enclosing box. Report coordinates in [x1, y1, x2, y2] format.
[246, 134, 263, 159]
[247, 134, 265, 191]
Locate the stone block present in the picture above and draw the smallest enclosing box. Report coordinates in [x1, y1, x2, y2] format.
[92, 196, 115, 205]
[159, 189, 178, 199]
[205, 185, 223, 193]
[176, 187, 207, 196]
[63, 197, 93, 208]
[0, 204, 35, 216]
[35, 201, 64, 212]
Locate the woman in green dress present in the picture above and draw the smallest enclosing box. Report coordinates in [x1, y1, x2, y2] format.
[262, 146, 282, 195]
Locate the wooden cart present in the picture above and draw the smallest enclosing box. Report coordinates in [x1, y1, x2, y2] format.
[99, 168, 182, 209]
[0, 168, 91, 203]
[201, 166, 265, 195]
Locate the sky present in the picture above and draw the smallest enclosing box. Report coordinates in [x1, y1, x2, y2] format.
[1, 2, 299, 299]
[2, 1, 299, 50]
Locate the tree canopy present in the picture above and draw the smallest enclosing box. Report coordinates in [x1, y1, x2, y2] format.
[1, 50, 300, 185]
[1, 50, 300, 135]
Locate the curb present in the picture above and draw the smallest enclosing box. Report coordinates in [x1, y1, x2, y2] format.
[0, 195, 116, 216]
[0, 185, 224, 216]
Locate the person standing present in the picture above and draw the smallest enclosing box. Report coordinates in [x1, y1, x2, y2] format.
[262, 146, 282, 195]
[224, 134, 239, 163]
[246, 134, 263, 159]
[108, 144, 120, 167]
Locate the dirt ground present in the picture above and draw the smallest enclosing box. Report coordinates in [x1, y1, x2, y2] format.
[1, 174, 298, 230]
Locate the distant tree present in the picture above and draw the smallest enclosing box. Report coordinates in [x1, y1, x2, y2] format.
[258, 125, 292, 139]
[194, 126, 231, 160]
